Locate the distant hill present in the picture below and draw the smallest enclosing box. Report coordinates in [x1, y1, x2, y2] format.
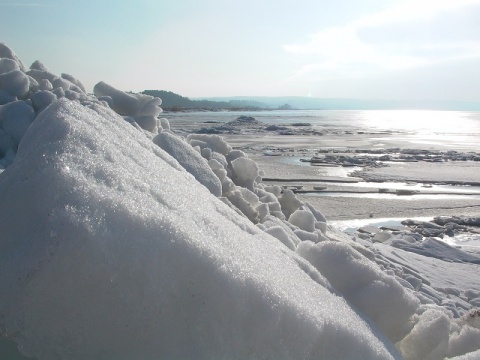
[194, 96, 480, 111]
[142, 90, 480, 111]
[142, 90, 270, 110]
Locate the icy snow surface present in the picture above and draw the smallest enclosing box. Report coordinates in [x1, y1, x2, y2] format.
[0, 100, 398, 359]
[0, 43, 479, 359]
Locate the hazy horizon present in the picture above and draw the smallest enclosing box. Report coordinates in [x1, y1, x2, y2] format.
[2, 0, 480, 104]
[187, 94, 480, 111]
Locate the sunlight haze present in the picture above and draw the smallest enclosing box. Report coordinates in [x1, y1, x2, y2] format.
[2, 0, 480, 104]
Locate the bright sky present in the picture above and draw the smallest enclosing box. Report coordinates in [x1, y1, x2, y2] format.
[2, 0, 480, 102]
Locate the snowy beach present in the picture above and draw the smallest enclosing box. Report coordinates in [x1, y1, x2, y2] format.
[1, 43, 480, 359]
[167, 111, 480, 222]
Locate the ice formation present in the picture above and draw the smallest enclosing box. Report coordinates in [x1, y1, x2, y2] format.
[0, 43, 479, 359]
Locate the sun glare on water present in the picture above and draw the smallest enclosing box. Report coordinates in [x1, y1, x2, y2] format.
[360, 110, 478, 135]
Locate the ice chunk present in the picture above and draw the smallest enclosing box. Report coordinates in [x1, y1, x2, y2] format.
[227, 188, 259, 222]
[93, 81, 139, 115]
[397, 309, 450, 360]
[264, 226, 297, 250]
[31, 90, 57, 111]
[187, 133, 232, 155]
[0, 43, 26, 71]
[448, 325, 480, 358]
[133, 115, 159, 133]
[0, 69, 29, 98]
[27, 76, 38, 93]
[135, 95, 162, 117]
[93, 83, 162, 133]
[294, 229, 319, 242]
[263, 185, 282, 197]
[315, 221, 327, 234]
[304, 201, 327, 223]
[0, 58, 19, 74]
[26, 68, 57, 84]
[289, 209, 316, 232]
[159, 117, 170, 131]
[38, 79, 53, 91]
[201, 146, 212, 159]
[262, 215, 301, 246]
[391, 237, 480, 264]
[278, 189, 303, 218]
[153, 131, 222, 197]
[372, 231, 392, 243]
[231, 156, 259, 191]
[52, 77, 71, 91]
[0, 99, 398, 359]
[61, 73, 86, 93]
[297, 241, 419, 343]
[0, 89, 16, 105]
[52, 87, 66, 100]
[255, 202, 269, 222]
[208, 158, 224, 171]
[211, 151, 228, 168]
[0, 100, 35, 144]
[451, 349, 480, 359]
[30, 60, 49, 72]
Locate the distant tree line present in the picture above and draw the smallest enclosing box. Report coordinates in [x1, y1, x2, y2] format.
[142, 90, 269, 111]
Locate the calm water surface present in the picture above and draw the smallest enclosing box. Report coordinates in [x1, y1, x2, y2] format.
[167, 109, 480, 151]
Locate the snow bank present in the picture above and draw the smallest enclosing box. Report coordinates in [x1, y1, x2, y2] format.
[297, 241, 419, 342]
[0, 99, 399, 359]
[153, 131, 222, 196]
[1, 42, 479, 359]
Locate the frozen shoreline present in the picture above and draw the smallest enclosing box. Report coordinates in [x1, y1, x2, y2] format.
[173, 117, 480, 246]
[2, 43, 480, 359]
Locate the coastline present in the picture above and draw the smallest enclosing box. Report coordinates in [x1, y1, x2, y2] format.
[167, 115, 480, 223]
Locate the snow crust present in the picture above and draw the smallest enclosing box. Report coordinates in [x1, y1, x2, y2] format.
[0, 42, 479, 359]
[0, 98, 397, 359]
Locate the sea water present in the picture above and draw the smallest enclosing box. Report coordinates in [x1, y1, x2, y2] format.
[166, 109, 480, 151]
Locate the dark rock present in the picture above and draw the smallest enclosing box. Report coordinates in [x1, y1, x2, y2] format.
[289, 122, 311, 127]
[413, 226, 444, 238]
[358, 225, 382, 235]
[433, 216, 459, 226]
[464, 217, 480, 227]
[379, 225, 409, 232]
[264, 125, 288, 131]
[401, 219, 424, 226]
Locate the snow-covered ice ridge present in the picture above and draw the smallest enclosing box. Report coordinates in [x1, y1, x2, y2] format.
[0, 43, 479, 360]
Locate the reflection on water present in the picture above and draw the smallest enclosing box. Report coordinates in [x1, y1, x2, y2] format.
[330, 217, 432, 232]
[311, 193, 480, 200]
[333, 181, 480, 194]
[359, 110, 479, 135]
[279, 156, 361, 177]
[167, 109, 480, 151]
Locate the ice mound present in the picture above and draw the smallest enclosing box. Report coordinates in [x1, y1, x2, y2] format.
[1, 42, 480, 359]
[195, 115, 268, 134]
[94, 81, 163, 133]
[153, 131, 222, 196]
[297, 241, 419, 342]
[0, 99, 399, 359]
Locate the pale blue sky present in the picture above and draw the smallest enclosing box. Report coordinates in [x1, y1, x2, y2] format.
[2, 0, 480, 102]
